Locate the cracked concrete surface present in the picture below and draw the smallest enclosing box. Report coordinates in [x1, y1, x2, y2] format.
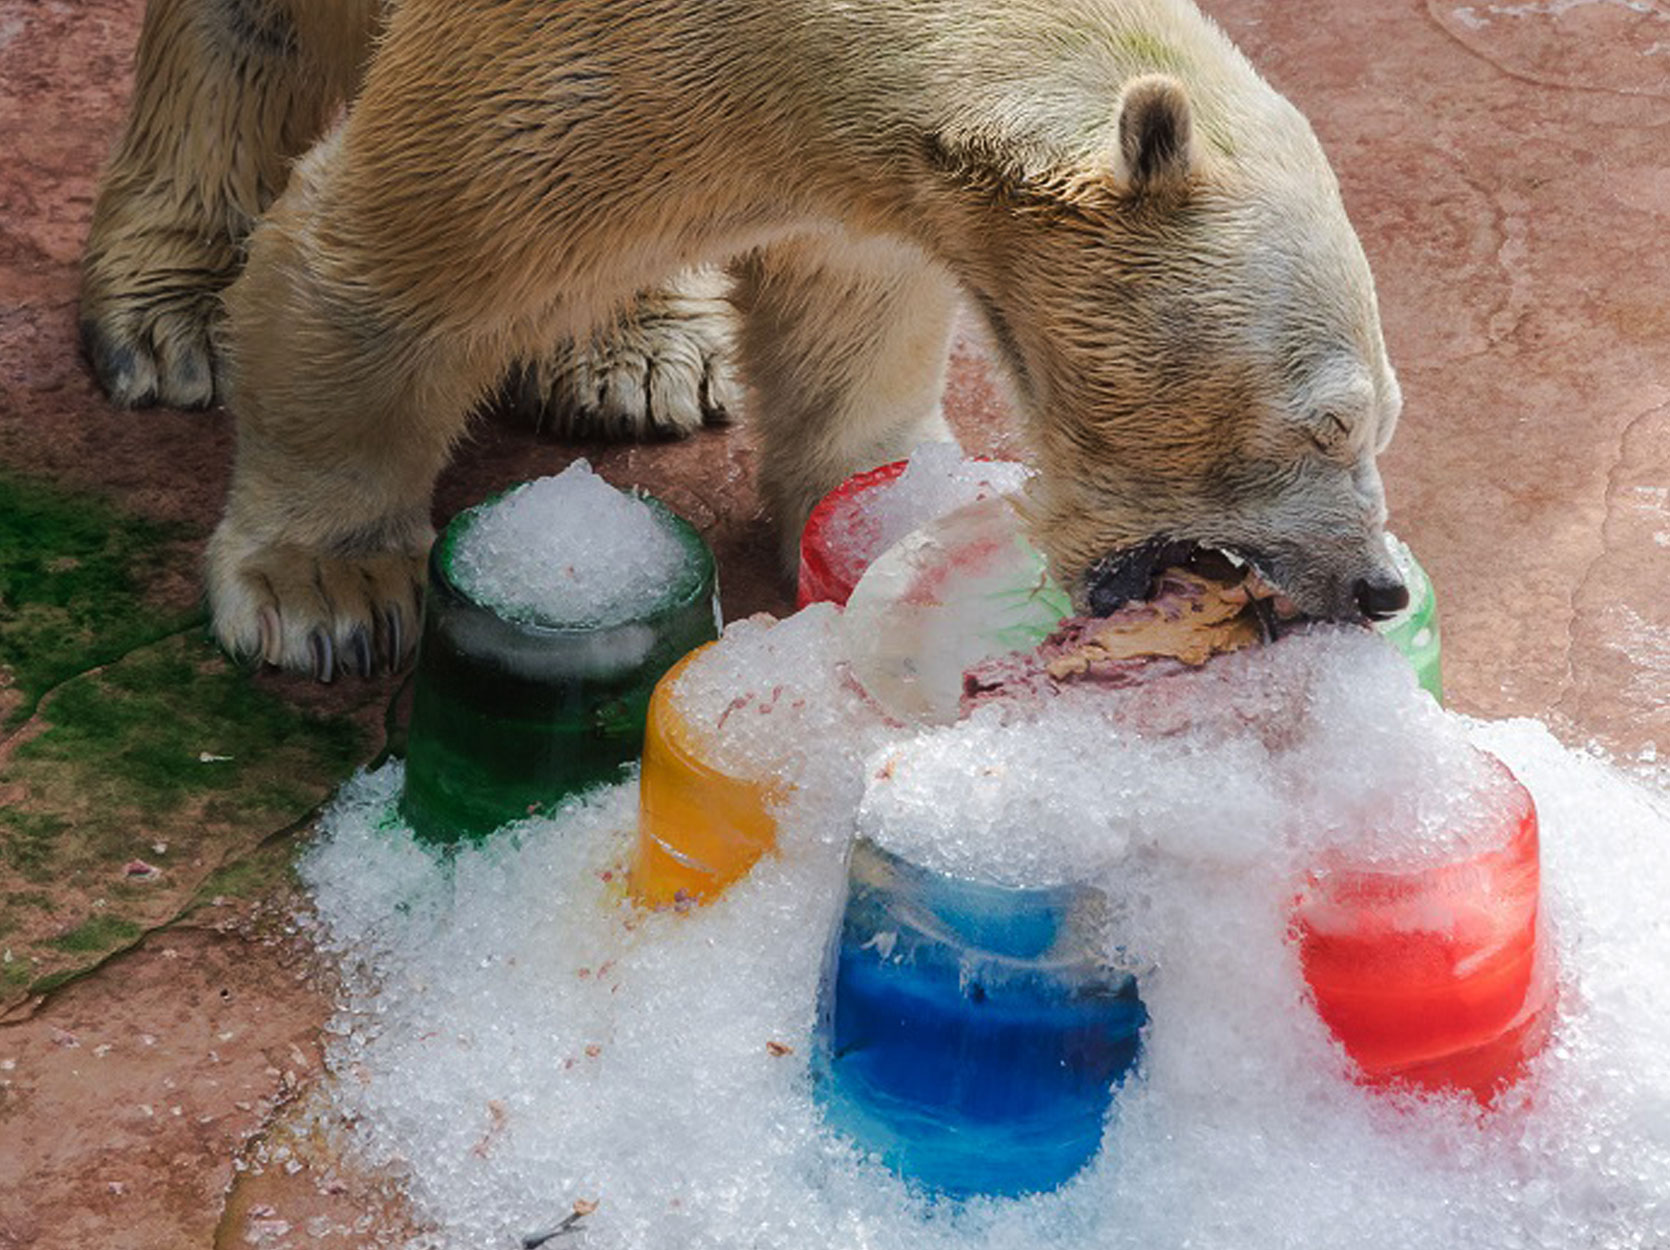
[1, 0, 1666, 1245]
[1430, 0, 1670, 98]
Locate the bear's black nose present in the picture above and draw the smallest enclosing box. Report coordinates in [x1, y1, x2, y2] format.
[1354, 575, 1409, 622]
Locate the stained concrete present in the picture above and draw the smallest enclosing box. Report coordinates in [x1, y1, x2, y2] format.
[0, 0, 1666, 1244]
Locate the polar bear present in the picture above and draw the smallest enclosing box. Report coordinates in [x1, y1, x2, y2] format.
[87, 0, 1410, 680]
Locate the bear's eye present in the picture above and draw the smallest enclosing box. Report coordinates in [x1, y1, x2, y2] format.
[1311, 411, 1353, 456]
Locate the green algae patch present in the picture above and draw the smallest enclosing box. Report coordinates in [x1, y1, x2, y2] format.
[46, 914, 144, 954]
[188, 834, 308, 921]
[0, 632, 374, 1012]
[13, 638, 363, 818]
[0, 810, 69, 884]
[0, 474, 203, 727]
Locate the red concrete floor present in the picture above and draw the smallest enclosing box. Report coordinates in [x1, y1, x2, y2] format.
[2, 0, 1668, 1245]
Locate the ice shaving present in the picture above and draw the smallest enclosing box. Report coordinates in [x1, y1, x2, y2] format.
[294, 466, 1670, 1249]
[301, 618, 1670, 1249]
[664, 604, 896, 787]
[446, 459, 692, 627]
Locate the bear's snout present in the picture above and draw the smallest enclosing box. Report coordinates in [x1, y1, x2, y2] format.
[1353, 573, 1409, 622]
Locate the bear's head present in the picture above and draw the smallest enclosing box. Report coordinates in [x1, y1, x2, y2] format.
[942, 75, 1407, 624]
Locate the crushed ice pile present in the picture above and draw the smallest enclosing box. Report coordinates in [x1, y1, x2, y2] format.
[861, 443, 1031, 543]
[301, 607, 1670, 1250]
[788, 634, 1509, 925]
[665, 604, 894, 784]
[447, 460, 690, 627]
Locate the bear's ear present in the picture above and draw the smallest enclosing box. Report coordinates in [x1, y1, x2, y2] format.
[1109, 74, 1196, 197]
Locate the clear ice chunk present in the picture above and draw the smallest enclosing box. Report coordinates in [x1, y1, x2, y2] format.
[840, 493, 1072, 724]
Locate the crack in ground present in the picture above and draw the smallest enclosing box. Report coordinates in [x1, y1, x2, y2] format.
[0, 795, 330, 1027]
[0, 616, 209, 756]
[0, 626, 398, 1026]
[1550, 397, 1670, 724]
[1424, 0, 1670, 97]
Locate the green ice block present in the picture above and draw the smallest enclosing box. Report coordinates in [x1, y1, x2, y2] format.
[400, 492, 720, 845]
[1374, 534, 1443, 702]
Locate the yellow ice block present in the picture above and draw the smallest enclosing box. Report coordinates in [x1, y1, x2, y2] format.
[629, 645, 783, 909]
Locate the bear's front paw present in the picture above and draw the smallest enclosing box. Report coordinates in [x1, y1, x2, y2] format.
[504, 269, 741, 440]
[80, 188, 238, 410]
[206, 522, 432, 681]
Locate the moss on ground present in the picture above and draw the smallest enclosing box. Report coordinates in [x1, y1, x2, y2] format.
[0, 959, 32, 995]
[191, 836, 305, 916]
[13, 640, 363, 819]
[0, 632, 373, 1005]
[46, 913, 144, 953]
[0, 473, 203, 726]
[0, 475, 388, 1011]
[0, 470, 387, 1011]
[0, 809, 69, 883]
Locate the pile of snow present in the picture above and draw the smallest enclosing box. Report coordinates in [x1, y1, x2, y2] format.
[300, 614, 1670, 1250]
[447, 460, 694, 627]
[666, 604, 895, 789]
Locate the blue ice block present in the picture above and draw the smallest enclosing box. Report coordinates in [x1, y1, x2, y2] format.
[812, 838, 1147, 1198]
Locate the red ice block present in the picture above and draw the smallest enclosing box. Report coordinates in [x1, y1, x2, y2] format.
[1294, 753, 1556, 1101]
[796, 460, 910, 609]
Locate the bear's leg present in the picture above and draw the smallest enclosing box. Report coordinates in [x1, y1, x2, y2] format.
[731, 235, 962, 566]
[503, 267, 741, 440]
[83, 0, 737, 434]
[81, 0, 378, 408]
[207, 133, 523, 680]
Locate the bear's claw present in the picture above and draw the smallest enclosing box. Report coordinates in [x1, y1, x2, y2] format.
[379, 605, 406, 677]
[256, 606, 283, 668]
[207, 519, 431, 681]
[309, 630, 336, 684]
[348, 626, 375, 680]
